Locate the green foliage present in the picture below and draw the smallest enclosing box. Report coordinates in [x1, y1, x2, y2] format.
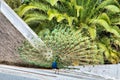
[16, 0, 120, 33]
[16, 0, 120, 64]
[104, 5, 120, 13]
[15, 0, 53, 33]
[91, 19, 120, 37]
[47, 0, 120, 64]
[5, 0, 22, 9]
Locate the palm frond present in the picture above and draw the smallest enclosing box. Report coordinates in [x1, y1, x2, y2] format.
[24, 13, 48, 23]
[97, 0, 117, 10]
[17, 5, 39, 17]
[30, 1, 50, 11]
[91, 19, 120, 37]
[5, 0, 22, 9]
[98, 13, 111, 25]
[104, 5, 120, 13]
[88, 25, 96, 40]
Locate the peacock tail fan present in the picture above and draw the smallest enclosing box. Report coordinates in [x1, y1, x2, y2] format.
[41, 25, 104, 67]
[18, 41, 53, 68]
[18, 25, 104, 68]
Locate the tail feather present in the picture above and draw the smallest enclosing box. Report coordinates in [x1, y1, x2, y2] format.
[42, 26, 104, 66]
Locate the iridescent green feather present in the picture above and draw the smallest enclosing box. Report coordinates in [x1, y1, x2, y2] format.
[41, 26, 104, 66]
[18, 26, 104, 68]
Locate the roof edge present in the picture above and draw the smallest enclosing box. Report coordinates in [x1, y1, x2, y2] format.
[0, 0, 45, 47]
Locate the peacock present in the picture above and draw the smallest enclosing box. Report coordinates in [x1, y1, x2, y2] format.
[18, 25, 104, 68]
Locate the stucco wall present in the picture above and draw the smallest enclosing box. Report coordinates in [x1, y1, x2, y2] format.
[0, 12, 25, 64]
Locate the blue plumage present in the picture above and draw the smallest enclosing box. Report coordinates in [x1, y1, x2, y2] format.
[52, 61, 57, 69]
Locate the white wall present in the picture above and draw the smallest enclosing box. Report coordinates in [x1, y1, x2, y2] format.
[69, 64, 120, 79]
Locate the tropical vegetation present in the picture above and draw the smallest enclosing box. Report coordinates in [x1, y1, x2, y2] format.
[4, 0, 22, 9]
[7, 0, 120, 66]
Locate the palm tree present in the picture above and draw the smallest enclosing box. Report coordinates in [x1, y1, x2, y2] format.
[16, 0, 120, 64]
